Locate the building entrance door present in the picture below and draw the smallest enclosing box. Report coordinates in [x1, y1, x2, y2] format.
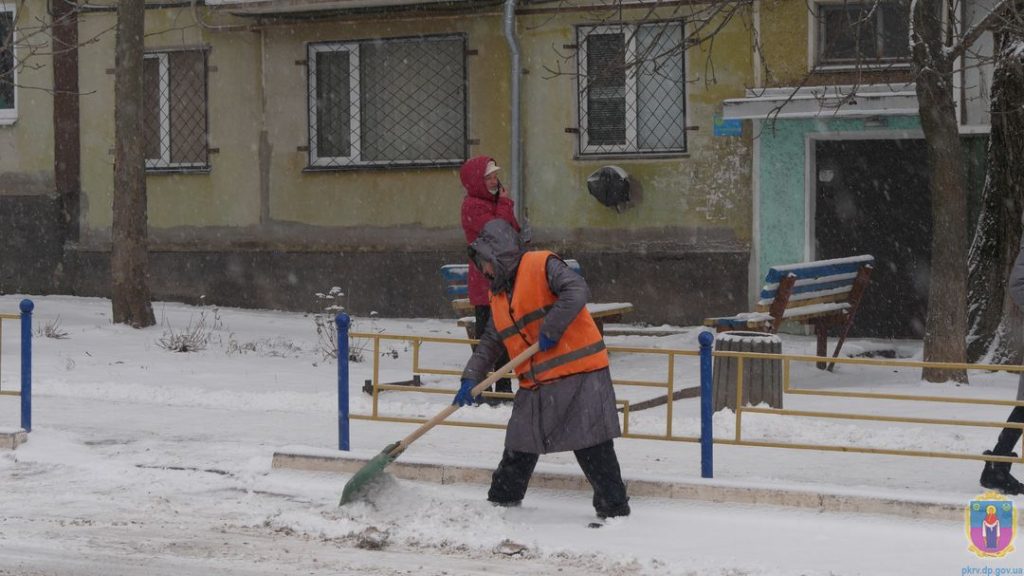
[814, 138, 931, 338]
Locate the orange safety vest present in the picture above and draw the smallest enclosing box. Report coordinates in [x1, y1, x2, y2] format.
[489, 251, 609, 389]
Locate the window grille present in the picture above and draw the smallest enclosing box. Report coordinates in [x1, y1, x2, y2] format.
[143, 49, 209, 171]
[576, 22, 686, 156]
[0, 10, 14, 112]
[817, 2, 910, 65]
[307, 34, 467, 169]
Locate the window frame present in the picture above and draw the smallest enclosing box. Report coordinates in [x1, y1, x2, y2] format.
[306, 34, 469, 171]
[307, 41, 361, 168]
[0, 4, 17, 125]
[810, 0, 912, 71]
[575, 21, 687, 158]
[143, 47, 211, 172]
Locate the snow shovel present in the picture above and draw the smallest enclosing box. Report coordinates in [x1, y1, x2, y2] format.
[339, 342, 540, 505]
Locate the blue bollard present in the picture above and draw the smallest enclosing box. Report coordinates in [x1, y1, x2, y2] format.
[20, 299, 33, 433]
[336, 313, 350, 451]
[698, 330, 714, 478]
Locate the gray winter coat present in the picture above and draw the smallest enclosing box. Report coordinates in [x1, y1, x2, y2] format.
[462, 220, 622, 454]
[1009, 230, 1024, 400]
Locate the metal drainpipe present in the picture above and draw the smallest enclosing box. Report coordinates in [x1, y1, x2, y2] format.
[503, 0, 524, 222]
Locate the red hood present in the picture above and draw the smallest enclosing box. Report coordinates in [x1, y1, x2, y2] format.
[460, 156, 496, 200]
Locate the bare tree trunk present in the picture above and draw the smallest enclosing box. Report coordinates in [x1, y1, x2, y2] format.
[966, 25, 1024, 365]
[912, 0, 968, 383]
[111, 0, 154, 328]
[52, 0, 81, 292]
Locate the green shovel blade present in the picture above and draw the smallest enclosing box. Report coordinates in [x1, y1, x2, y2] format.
[339, 442, 402, 506]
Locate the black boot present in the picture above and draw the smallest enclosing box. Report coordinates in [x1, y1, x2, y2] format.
[596, 500, 631, 519]
[980, 450, 1024, 495]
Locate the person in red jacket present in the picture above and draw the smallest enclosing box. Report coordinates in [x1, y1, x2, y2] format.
[460, 156, 521, 403]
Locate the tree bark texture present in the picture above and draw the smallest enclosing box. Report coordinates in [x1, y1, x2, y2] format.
[52, 0, 80, 246]
[111, 0, 155, 328]
[966, 27, 1024, 366]
[912, 0, 969, 383]
[52, 0, 81, 292]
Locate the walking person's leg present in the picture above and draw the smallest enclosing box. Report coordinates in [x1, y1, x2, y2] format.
[488, 449, 540, 506]
[573, 439, 630, 518]
[981, 405, 1024, 494]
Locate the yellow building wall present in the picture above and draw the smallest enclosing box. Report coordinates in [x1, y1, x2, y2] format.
[262, 16, 508, 230]
[521, 7, 753, 239]
[757, 0, 914, 88]
[0, 0, 54, 195]
[64, 3, 754, 245]
[78, 6, 262, 233]
[758, 0, 812, 87]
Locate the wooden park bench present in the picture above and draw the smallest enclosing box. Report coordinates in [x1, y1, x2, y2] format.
[440, 260, 634, 338]
[702, 255, 874, 370]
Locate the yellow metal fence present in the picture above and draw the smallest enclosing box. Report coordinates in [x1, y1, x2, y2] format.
[0, 313, 19, 397]
[349, 332, 1024, 465]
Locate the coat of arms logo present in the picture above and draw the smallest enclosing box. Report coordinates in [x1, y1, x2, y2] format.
[967, 491, 1018, 558]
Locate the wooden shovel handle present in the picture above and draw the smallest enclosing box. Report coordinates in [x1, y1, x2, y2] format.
[388, 342, 540, 457]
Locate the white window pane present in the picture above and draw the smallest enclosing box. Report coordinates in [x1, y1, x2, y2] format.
[142, 51, 209, 169]
[360, 38, 464, 162]
[819, 3, 909, 63]
[636, 24, 685, 150]
[585, 32, 627, 146]
[168, 51, 208, 165]
[316, 50, 352, 159]
[142, 58, 162, 161]
[0, 12, 12, 110]
[879, 5, 910, 59]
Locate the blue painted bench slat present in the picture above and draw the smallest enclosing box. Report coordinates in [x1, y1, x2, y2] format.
[445, 285, 469, 298]
[763, 255, 874, 285]
[759, 276, 858, 302]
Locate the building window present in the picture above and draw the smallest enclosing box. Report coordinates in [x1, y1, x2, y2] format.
[143, 50, 209, 171]
[576, 22, 687, 156]
[0, 7, 15, 122]
[307, 34, 467, 169]
[816, 2, 910, 66]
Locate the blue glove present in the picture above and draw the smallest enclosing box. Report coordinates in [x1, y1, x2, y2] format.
[453, 378, 481, 406]
[539, 332, 559, 352]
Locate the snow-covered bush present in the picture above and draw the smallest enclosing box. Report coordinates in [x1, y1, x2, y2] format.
[34, 316, 69, 340]
[313, 287, 369, 362]
[156, 308, 223, 353]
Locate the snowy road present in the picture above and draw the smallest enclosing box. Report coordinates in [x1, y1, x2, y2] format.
[0, 398, 968, 576]
[0, 295, 1014, 575]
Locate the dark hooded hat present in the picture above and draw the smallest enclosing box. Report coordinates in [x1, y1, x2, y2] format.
[467, 219, 528, 294]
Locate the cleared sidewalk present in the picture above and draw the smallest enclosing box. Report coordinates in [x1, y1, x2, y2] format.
[273, 444, 968, 521]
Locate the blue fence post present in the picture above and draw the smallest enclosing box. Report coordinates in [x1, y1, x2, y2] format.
[336, 313, 350, 451]
[698, 330, 714, 478]
[20, 299, 33, 433]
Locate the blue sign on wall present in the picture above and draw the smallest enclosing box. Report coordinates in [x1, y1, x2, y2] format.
[713, 114, 743, 136]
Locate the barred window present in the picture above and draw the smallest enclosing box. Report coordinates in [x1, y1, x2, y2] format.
[307, 35, 467, 169]
[143, 50, 209, 171]
[577, 22, 686, 156]
[817, 2, 910, 65]
[0, 8, 14, 117]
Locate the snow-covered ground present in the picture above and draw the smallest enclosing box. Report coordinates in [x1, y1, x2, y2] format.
[0, 294, 1019, 575]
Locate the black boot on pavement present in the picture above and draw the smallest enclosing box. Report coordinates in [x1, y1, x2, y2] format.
[596, 501, 631, 519]
[980, 450, 1024, 495]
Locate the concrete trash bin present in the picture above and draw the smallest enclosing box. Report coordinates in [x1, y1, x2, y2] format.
[712, 331, 783, 412]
